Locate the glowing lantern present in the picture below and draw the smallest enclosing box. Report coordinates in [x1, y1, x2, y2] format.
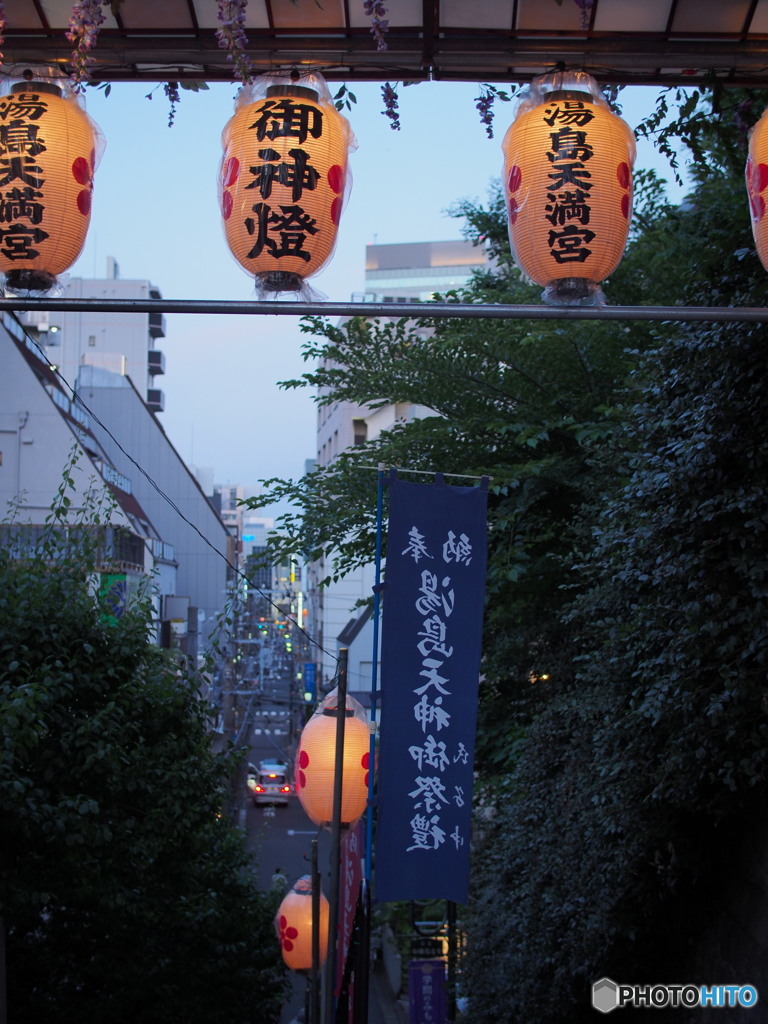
[295, 687, 370, 828]
[0, 76, 102, 294]
[501, 71, 636, 305]
[219, 71, 355, 298]
[746, 109, 768, 270]
[275, 875, 329, 971]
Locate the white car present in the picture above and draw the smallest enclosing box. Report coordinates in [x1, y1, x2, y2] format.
[247, 761, 292, 807]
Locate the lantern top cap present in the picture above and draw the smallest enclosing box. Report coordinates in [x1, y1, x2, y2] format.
[290, 875, 314, 895]
[512, 69, 616, 120]
[266, 84, 319, 102]
[314, 685, 367, 721]
[10, 80, 62, 97]
[233, 69, 339, 112]
[542, 89, 594, 103]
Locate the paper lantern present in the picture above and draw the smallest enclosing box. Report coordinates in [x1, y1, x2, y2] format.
[501, 71, 636, 305]
[0, 77, 102, 293]
[295, 687, 370, 828]
[746, 109, 768, 270]
[219, 71, 355, 298]
[275, 875, 329, 971]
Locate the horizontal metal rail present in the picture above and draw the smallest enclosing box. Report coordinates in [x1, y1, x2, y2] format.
[3, 297, 768, 323]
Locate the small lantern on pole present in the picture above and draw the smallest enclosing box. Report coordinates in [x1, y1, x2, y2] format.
[746, 108, 768, 270]
[501, 70, 635, 305]
[275, 874, 330, 972]
[294, 685, 370, 830]
[0, 72, 103, 294]
[219, 69, 355, 299]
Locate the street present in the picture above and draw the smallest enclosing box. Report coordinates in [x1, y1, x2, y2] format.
[231, 626, 331, 1023]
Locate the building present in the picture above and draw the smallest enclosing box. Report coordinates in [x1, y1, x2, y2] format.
[359, 239, 489, 303]
[1, 265, 230, 659]
[77, 364, 231, 652]
[0, 313, 171, 622]
[22, 257, 167, 411]
[311, 239, 488, 693]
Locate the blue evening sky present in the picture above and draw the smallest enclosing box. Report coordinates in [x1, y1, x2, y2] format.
[67, 80, 689, 493]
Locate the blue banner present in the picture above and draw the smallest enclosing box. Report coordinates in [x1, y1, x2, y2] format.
[375, 473, 488, 904]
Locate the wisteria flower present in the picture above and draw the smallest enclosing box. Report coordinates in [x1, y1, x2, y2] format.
[363, 0, 389, 52]
[573, 0, 594, 30]
[66, 0, 107, 92]
[0, 2, 7, 66]
[216, 0, 256, 85]
[381, 82, 400, 130]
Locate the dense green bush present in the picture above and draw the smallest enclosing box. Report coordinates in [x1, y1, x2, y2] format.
[0, 472, 287, 1024]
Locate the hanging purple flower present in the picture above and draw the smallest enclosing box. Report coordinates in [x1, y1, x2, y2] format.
[573, 0, 594, 30]
[381, 82, 400, 130]
[363, 0, 389, 52]
[164, 81, 181, 127]
[0, 2, 7, 65]
[66, 0, 107, 92]
[215, 0, 256, 85]
[475, 87, 496, 139]
[474, 84, 514, 139]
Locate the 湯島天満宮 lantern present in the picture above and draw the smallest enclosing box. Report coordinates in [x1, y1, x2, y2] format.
[746, 107, 768, 271]
[275, 875, 329, 971]
[0, 75, 102, 294]
[294, 688, 370, 829]
[501, 71, 636, 305]
[219, 71, 355, 298]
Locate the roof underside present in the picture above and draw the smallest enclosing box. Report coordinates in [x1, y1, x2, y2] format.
[5, 0, 768, 88]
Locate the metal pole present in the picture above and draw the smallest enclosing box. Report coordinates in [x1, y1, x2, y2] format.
[322, 648, 349, 1024]
[5, 297, 768, 322]
[447, 900, 457, 1024]
[311, 839, 321, 1024]
[365, 466, 385, 884]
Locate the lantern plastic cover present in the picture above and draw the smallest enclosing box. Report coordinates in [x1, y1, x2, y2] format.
[746, 108, 768, 272]
[294, 686, 370, 829]
[274, 874, 330, 971]
[0, 69, 104, 295]
[501, 70, 636, 306]
[219, 70, 357, 300]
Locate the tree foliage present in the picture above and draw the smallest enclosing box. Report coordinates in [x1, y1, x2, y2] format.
[244, 85, 768, 1020]
[463, 95, 768, 1021]
[0, 470, 287, 1024]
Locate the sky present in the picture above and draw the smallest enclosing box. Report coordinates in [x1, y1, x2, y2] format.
[64, 78, 689, 498]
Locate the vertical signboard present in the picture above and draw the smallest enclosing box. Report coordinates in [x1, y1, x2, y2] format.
[409, 960, 446, 1024]
[375, 474, 487, 904]
[336, 821, 364, 1020]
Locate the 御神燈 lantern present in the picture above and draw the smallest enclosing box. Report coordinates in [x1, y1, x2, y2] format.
[501, 71, 636, 305]
[0, 74, 103, 294]
[746, 108, 768, 271]
[295, 687, 370, 829]
[275, 875, 329, 971]
[219, 71, 355, 298]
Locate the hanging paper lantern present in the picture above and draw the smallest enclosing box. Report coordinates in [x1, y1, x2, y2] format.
[275, 875, 330, 971]
[501, 71, 636, 305]
[746, 109, 768, 270]
[0, 76, 102, 293]
[295, 687, 370, 829]
[219, 71, 355, 298]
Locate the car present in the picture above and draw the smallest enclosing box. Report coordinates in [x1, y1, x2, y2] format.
[247, 761, 293, 807]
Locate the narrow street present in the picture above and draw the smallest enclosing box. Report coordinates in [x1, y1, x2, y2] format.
[230, 622, 331, 1023]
